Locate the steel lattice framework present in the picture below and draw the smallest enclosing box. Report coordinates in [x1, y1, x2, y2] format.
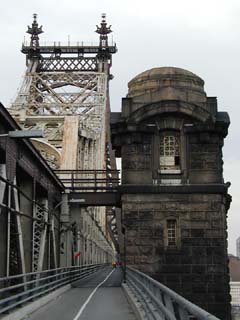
[11, 72, 107, 136]
[13, 72, 106, 115]
[32, 201, 48, 272]
[9, 13, 116, 166]
[38, 57, 98, 72]
[5, 14, 119, 274]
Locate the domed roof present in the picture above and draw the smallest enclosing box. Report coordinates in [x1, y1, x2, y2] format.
[128, 66, 205, 99]
[130, 67, 204, 83]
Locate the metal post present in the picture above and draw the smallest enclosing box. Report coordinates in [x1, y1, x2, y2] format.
[77, 231, 81, 266]
[123, 226, 126, 283]
[71, 171, 74, 190]
[6, 185, 11, 277]
[94, 170, 97, 191]
[60, 194, 72, 267]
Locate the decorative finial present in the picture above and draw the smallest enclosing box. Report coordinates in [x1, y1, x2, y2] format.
[102, 13, 106, 21]
[96, 13, 112, 48]
[27, 13, 43, 48]
[33, 13, 37, 23]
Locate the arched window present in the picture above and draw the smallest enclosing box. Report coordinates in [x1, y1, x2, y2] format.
[160, 133, 180, 171]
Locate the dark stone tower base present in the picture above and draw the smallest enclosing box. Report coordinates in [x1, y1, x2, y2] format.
[112, 67, 231, 319]
[120, 187, 231, 319]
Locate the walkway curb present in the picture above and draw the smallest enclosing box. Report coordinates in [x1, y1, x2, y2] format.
[0, 284, 71, 320]
[122, 282, 146, 320]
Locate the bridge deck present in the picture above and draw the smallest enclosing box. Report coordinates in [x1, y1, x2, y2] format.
[27, 267, 136, 320]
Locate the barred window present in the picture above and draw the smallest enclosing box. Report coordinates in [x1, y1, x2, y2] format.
[167, 219, 177, 246]
[160, 135, 180, 169]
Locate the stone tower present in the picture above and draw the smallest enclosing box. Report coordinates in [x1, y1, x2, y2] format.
[111, 67, 231, 319]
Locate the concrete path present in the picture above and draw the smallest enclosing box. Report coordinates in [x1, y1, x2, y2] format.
[26, 267, 136, 320]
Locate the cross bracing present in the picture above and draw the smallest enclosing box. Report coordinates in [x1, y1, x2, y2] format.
[2, 14, 120, 282]
[38, 57, 98, 72]
[11, 72, 106, 125]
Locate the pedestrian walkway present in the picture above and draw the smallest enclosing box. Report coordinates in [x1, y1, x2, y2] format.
[26, 267, 136, 320]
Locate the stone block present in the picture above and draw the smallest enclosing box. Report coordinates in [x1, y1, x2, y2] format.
[190, 211, 206, 220]
[208, 282, 225, 293]
[206, 265, 225, 273]
[162, 264, 191, 274]
[191, 229, 205, 238]
[205, 229, 223, 238]
[138, 210, 153, 220]
[165, 274, 181, 283]
[181, 228, 191, 238]
[192, 283, 208, 293]
[192, 265, 206, 274]
[165, 254, 181, 264]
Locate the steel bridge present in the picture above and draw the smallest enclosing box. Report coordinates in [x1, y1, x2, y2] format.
[0, 14, 230, 320]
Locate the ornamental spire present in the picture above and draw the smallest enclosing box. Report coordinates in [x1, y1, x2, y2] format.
[27, 13, 43, 48]
[95, 13, 112, 48]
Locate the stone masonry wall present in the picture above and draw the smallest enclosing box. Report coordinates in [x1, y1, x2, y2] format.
[123, 192, 231, 319]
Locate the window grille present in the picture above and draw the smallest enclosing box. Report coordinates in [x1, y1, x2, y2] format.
[160, 135, 180, 169]
[167, 219, 177, 246]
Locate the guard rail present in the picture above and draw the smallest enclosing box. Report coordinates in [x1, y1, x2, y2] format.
[126, 267, 220, 320]
[0, 263, 107, 315]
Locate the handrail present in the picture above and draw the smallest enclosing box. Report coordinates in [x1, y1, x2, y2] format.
[54, 169, 120, 192]
[54, 169, 120, 174]
[0, 263, 107, 314]
[126, 267, 220, 320]
[22, 40, 117, 48]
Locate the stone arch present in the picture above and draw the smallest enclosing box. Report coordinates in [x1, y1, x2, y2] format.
[129, 100, 214, 124]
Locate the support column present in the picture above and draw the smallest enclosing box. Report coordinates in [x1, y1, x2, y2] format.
[60, 194, 72, 267]
[86, 237, 89, 264]
[0, 165, 7, 277]
[80, 235, 84, 265]
[80, 138, 85, 169]
[83, 139, 89, 170]
[88, 140, 94, 170]
[19, 174, 33, 273]
[84, 237, 87, 265]
[76, 230, 81, 266]
[61, 116, 79, 169]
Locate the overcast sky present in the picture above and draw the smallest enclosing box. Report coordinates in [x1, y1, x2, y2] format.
[0, 0, 239, 254]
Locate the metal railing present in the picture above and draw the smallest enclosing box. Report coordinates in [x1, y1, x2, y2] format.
[22, 40, 117, 48]
[54, 169, 120, 192]
[126, 267, 220, 320]
[0, 263, 107, 315]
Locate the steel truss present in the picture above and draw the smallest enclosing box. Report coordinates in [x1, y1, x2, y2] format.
[7, 14, 118, 270]
[0, 167, 26, 276]
[38, 57, 98, 72]
[0, 173, 59, 275]
[10, 69, 107, 170]
[12, 72, 106, 119]
[32, 200, 48, 272]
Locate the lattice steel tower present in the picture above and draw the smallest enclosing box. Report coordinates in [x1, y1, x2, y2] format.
[10, 13, 117, 171]
[9, 14, 117, 272]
